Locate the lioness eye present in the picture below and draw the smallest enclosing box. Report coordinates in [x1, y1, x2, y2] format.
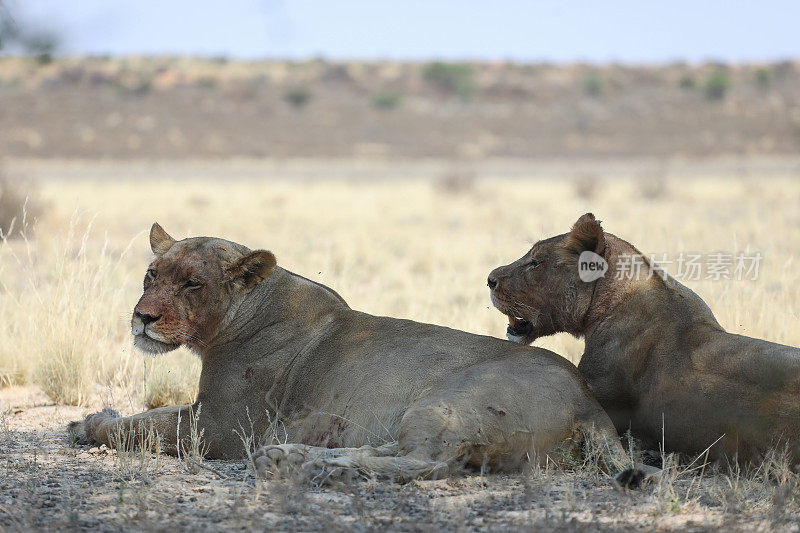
[146, 269, 156, 280]
[529, 259, 541, 268]
[182, 280, 202, 292]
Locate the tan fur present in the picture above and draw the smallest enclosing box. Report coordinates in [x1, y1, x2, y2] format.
[150, 222, 176, 256]
[67, 224, 640, 482]
[489, 214, 800, 466]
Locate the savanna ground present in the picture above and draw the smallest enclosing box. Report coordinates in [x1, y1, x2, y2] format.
[1, 158, 799, 531]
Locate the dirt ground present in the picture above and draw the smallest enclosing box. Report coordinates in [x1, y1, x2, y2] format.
[1, 386, 797, 532]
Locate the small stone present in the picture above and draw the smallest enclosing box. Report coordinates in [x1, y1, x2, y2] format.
[88, 447, 101, 454]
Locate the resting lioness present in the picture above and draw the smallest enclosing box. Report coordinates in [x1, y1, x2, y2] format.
[489, 213, 800, 465]
[67, 223, 639, 482]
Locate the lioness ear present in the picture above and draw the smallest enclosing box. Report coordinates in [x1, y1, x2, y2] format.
[150, 223, 176, 256]
[564, 213, 605, 255]
[226, 250, 277, 289]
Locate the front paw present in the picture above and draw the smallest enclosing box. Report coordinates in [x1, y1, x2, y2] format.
[66, 408, 120, 446]
[253, 443, 311, 477]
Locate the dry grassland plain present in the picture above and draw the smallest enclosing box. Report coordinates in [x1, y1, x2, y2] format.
[1, 159, 799, 530]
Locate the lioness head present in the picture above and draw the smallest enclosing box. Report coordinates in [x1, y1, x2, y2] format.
[488, 213, 609, 344]
[131, 223, 277, 354]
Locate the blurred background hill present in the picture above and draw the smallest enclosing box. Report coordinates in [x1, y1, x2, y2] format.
[0, 56, 799, 159]
[1, 0, 799, 161]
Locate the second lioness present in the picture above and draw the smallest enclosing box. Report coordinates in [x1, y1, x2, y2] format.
[68, 224, 636, 481]
[489, 214, 800, 465]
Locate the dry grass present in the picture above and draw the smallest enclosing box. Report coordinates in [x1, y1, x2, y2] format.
[0, 174, 40, 239]
[177, 404, 209, 474]
[1, 161, 798, 410]
[0, 214, 135, 402]
[143, 352, 199, 409]
[110, 419, 164, 482]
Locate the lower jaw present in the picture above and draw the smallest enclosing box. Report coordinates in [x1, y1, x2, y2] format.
[507, 331, 534, 344]
[506, 319, 535, 344]
[507, 321, 533, 338]
[133, 334, 180, 354]
[506, 333, 526, 343]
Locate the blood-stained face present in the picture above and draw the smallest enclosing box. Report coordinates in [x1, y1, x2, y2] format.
[131, 223, 276, 354]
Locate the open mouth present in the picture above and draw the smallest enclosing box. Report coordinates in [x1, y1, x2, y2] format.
[507, 315, 533, 337]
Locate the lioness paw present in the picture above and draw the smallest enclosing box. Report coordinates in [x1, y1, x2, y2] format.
[66, 408, 120, 446]
[252, 444, 360, 484]
[253, 444, 311, 478]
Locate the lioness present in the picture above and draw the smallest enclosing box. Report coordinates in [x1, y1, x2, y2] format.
[68, 223, 640, 482]
[489, 213, 800, 465]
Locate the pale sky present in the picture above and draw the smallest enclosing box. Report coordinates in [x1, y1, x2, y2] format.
[2, 0, 799, 62]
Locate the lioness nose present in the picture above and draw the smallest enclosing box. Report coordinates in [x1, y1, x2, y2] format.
[135, 311, 161, 325]
[487, 276, 498, 290]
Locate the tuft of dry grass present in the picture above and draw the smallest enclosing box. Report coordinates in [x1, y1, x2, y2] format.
[0, 174, 40, 239]
[110, 419, 164, 482]
[0, 214, 134, 404]
[177, 403, 209, 474]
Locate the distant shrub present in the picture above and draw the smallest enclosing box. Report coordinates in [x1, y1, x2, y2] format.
[638, 173, 669, 200]
[754, 68, 772, 89]
[284, 86, 312, 108]
[110, 76, 153, 97]
[321, 65, 352, 84]
[773, 60, 795, 79]
[573, 173, 601, 200]
[196, 75, 218, 89]
[371, 90, 402, 110]
[435, 168, 476, 194]
[422, 62, 475, 98]
[130, 79, 153, 96]
[679, 75, 696, 89]
[35, 52, 53, 65]
[26, 32, 58, 65]
[703, 70, 731, 100]
[582, 73, 603, 97]
[0, 20, 58, 65]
